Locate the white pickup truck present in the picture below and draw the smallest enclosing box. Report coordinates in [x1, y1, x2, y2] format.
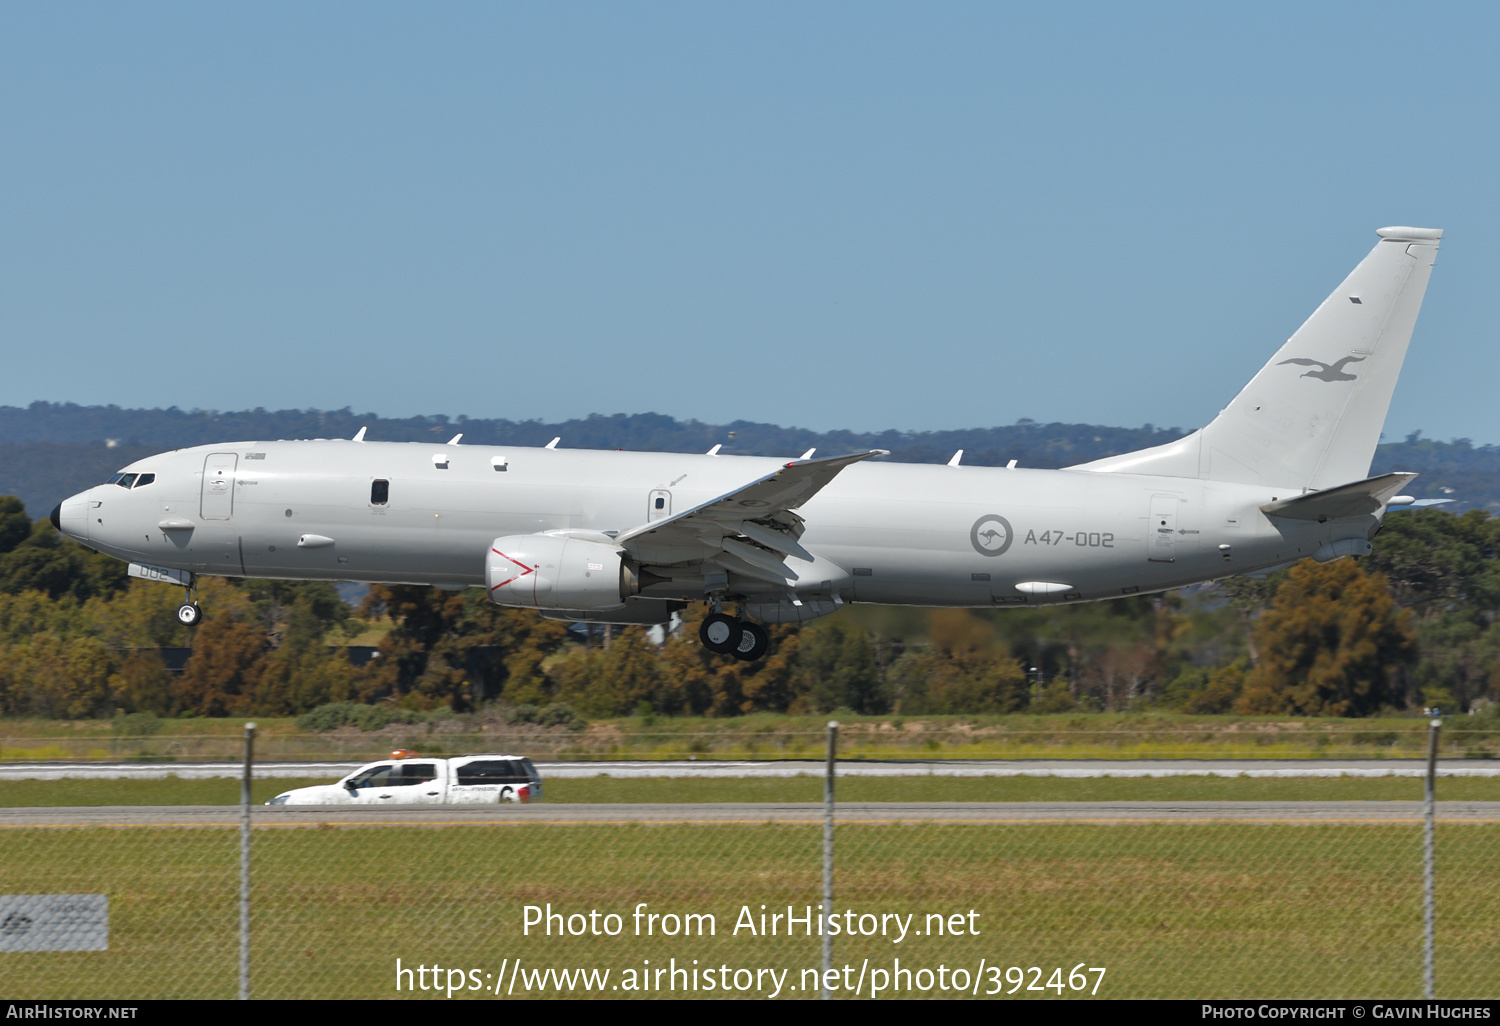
[267, 755, 542, 805]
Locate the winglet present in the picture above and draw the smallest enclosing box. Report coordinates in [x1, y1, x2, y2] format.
[545, 437, 560, 450]
[352, 426, 367, 442]
[706, 444, 722, 456]
[448, 433, 463, 445]
[948, 450, 963, 467]
[799, 448, 816, 461]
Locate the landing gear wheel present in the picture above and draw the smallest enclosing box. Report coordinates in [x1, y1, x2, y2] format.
[176, 603, 203, 627]
[699, 612, 740, 654]
[731, 622, 769, 662]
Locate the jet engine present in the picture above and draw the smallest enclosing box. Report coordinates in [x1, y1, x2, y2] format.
[486, 534, 630, 610]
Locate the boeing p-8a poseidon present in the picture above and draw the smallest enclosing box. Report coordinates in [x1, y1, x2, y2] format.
[53, 227, 1443, 661]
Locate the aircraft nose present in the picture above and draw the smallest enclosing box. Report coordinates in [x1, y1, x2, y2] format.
[54, 492, 90, 543]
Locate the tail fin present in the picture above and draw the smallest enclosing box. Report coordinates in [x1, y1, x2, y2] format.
[1072, 227, 1442, 489]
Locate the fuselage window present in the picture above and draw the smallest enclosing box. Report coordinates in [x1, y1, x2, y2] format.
[133, 473, 155, 488]
[655, 497, 665, 510]
[114, 473, 138, 489]
[371, 479, 390, 505]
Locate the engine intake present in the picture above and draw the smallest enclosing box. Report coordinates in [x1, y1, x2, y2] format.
[486, 534, 629, 610]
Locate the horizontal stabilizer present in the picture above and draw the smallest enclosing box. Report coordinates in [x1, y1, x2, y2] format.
[1259, 472, 1416, 521]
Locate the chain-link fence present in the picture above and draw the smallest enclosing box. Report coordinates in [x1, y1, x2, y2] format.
[1, 729, 1496, 999]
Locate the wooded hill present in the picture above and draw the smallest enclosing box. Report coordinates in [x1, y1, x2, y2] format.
[0, 402, 1493, 517]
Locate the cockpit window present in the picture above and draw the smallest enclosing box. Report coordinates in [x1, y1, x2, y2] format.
[114, 474, 138, 489]
[105, 473, 126, 485]
[133, 473, 155, 488]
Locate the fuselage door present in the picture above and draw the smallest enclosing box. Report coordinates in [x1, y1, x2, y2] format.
[1148, 493, 1177, 562]
[648, 489, 671, 522]
[200, 453, 238, 521]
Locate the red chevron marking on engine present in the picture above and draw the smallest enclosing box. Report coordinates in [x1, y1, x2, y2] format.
[488, 549, 535, 592]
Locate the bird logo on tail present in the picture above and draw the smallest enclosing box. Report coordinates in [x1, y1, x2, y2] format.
[1277, 356, 1365, 382]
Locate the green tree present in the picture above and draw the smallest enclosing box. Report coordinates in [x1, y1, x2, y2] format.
[110, 651, 175, 716]
[0, 633, 115, 718]
[0, 496, 31, 555]
[1236, 559, 1416, 717]
[793, 619, 883, 714]
[0, 520, 127, 601]
[551, 628, 669, 717]
[890, 610, 1029, 714]
[358, 586, 568, 710]
[1366, 508, 1500, 710]
[175, 614, 269, 716]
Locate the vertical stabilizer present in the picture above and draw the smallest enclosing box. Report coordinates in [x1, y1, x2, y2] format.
[1071, 227, 1441, 489]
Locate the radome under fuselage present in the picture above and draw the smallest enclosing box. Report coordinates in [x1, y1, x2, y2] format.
[56, 439, 1344, 608]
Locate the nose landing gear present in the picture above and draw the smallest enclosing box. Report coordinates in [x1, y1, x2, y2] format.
[176, 576, 203, 628]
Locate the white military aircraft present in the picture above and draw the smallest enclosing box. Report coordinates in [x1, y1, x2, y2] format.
[53, 227, 1442, 661]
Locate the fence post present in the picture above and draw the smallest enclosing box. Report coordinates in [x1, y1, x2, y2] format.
[1423, 713, 1440, 1000]
[822, 720, 838, 1001]
[240, 721, 256, 1001]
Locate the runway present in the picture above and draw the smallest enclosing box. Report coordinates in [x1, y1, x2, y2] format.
[4, 801, 1500, 827]
[4, 758, 1500, 780]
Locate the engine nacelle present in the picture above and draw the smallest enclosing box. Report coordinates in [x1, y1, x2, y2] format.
[486, 534, 629, 610]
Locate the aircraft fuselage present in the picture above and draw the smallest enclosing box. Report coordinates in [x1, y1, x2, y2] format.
[56, 439, 1346, 608]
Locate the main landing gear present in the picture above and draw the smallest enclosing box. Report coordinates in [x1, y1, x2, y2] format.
[176, 576, 203, 628]
[699, 612, 769, 662]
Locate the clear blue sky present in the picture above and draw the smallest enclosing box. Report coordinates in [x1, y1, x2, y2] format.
[3, 2, 1497, 442]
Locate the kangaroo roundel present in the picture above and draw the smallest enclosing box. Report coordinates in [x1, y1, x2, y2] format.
[970, 514, 1014, 557]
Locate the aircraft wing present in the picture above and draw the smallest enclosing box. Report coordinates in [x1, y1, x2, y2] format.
[1259, 471, 1417, 521]
[616, 450, 887, 586]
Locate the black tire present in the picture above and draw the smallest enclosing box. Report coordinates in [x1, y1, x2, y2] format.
[176, 603, 203, 627]
[699, 612, 740, 653]
[731, 622, 769, 662]
[498, 785, 516, 804]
